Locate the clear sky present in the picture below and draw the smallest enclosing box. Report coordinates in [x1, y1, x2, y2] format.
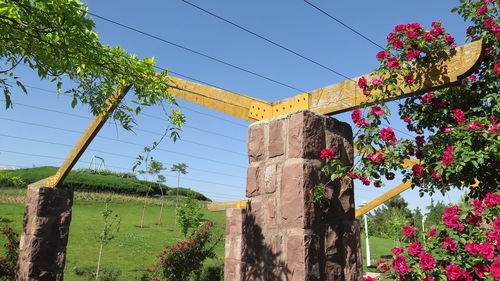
[0, 0, 474, 211]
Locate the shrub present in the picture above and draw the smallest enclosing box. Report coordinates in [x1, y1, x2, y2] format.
[145, 221, 222, 281]
[365, 192, 500, 280]
[190, 265, 223, 281]
[0, 224, 19, 281]
[0, 174, 26, 188]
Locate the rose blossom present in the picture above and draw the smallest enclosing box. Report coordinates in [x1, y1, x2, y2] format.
[484, 193, 500, 207]
[432, 170, 441, 180]
[466, 214, 482, 225]
[474, 265, 489, 278]
[444, 35, 455, 45]
[445, 264, 472, 281]
[370, 106, 385, 115]
[465, 242, 480, 256]
[391, 247, 404, 255]
[452, 109, 466, 124]
[442, 237, 457, 251]
[404, 74, 414, 85]
[494, 217, 500, 232]
[480, 241, 495, 259]
[472, 199, 484, 215]
[351, 109, 369, 127]
[412, 164, 424, 177]
[406, 50, 420, 60]
[421, 92, 433, 104]
[491, 256, 500, 279]
[402, 225, 415, 238]
[387, 57, 400, 69]
[477, 6, 488, 15]
[423, 33, 433, 41]
[357, 77, 368, 89]
[442, 146, 454, 167]
[372, 77, 384, 85]
[392, 255, 410, 275]
[430, 27, 444, 36]
[380, 128, 397, 142]
[408, 241, 423, 256]
[391, 38, 404, 49]
[376, 51, 389, 60]
[419, 253, 436, 271]
[428, 229, 437, 237]
[319, 149, 335, 160]
[362, 277, 376, 281]
[360, 176, 370, 186]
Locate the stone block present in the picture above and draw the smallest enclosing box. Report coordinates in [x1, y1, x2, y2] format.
[288, 111, 325, 159]
[280, 161, 317, 229]
[17, 187, 73, 281]
[268, 120, 285, 158]
[248, 123, 265, 163]
[246, 166, 260, 197]
[263, 164, 277, 194]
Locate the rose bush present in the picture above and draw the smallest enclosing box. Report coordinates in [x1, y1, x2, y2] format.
[0, 224, 19, 280]
[144, 221, 222, 281]
[315, 0, 498, 200]
[364, 192, 499, 280]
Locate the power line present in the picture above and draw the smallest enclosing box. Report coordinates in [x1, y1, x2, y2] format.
[87, 11, 305, 92]
[16, 87, 248, 142]
[0, 117, 247, 168]
[180, 0, 353, 81]
[303, 0, 385, 50]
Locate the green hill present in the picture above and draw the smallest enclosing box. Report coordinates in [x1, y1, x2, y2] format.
[0, 166, 210, 201]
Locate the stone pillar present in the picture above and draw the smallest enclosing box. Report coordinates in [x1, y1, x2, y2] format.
[225, 110, 362, 281]
[16, 182, 74, 281]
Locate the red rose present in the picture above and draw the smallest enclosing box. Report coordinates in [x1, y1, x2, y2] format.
[392, 255, 410, 275]
[423, 33, 433, 42]
[466, 214, 482, 225]
[428, 229, 437, 237]
[412, 164, 424, 177]
[477, 6, 488, 15]
[444, 35, 455, 45]
[402, 225, 415, 237]
[348, 172, 358, 179]
[419, 253, 436, 271]
[360, 176, 370, 186]
[445, 264, 472, 281]
[370, 106, 385, 116]
[491, 256, 500, 279]
[474, 265, 489, 278]
[442, 146, 454, 167]
[442, 237, 457, 251]
[430, 27, 444, 37]
[480, 241, 495, 259]
[391, 247, 404, 255]
[404, 74, 415, 85]
[452, 109, 466, 124]
[357, 77, 368, 89]
[376, 51, 389, 60]
[406, 50, 420, 60]
[387, 57, 400, 69]
[495, 64, 500, 75]
[408, 241, 423, 256]
[380, 128, 397, 142]
[484, 193, 500, 207]
[484, 18, 495, 28]
[494, 217, 500, 232]
[432, 171, 441, 180]
[319, 149, 335, 160]
[465, 242, 480, 256]
[351, 109, 370, 127]
[472, 199, 484, 215]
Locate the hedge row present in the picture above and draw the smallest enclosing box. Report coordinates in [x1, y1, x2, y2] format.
[0, 167, 210, 201]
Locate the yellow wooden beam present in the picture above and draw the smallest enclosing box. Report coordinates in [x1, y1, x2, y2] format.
[45, 83, 132, 187]
[355, 180, 413, 217]
[167, 40, 483, 121]
[207, 200, 248, 211]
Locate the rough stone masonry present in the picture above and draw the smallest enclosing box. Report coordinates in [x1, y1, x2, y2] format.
[225, 110, 362, 281]
[16, 181, 73, 281]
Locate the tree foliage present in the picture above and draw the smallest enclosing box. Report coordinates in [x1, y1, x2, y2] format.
[0, 0, 184, 134]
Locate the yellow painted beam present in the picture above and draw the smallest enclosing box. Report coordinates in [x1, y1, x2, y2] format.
[207, 200, 248, 211]
[168, 77, 271, 122]
[355, 180, 413, 218]
[166, 41, 483, 122]
[45, 83, 132, 187]
[305, 40, 483, 115]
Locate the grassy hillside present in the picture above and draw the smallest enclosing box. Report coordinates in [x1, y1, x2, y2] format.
[0, 166, 210, 201]
[0, 201, 226, 281]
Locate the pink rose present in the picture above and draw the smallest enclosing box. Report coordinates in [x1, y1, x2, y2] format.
[406, 50, 420, 60]
[387, 57, 400, 69]
[391, 247, 404, 255]
[442, 146, 454, 167]
[391, 38, 404, 49]
[423, 33, 433, 41]
[452, 109, 466, 124]
[480, 241, 495, 259]
[442, 237, 457, 251]
[474, 265, 489, 278]
[444, 35, 455, 45]
[465, 242, 480, 256]
[484, 193, 500, 207]
[445, 264, 472, 281]
[408, 241, 422, 256]
[404, 74, 415, 85]
[472, 199, 484, 215]
[491, 256, 500, 279]
[428, 229, 437, 237]
[357, 77, 368, 89]
[392, 255, 410, 275]
[412, 165, 424, 177]
[351, 109, 370, 127]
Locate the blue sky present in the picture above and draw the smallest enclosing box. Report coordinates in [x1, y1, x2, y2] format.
[1, 0, 473, 211]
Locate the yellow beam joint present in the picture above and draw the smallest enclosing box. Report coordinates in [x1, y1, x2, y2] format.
[207, 200, 248, 212]
[46, 83, 132, 187]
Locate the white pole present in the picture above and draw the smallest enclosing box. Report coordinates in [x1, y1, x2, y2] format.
[363, 213, 371, 267]
[422, 215, 427, 243]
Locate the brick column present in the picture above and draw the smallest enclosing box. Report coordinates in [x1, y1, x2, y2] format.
[225, 110, 362, 281]
[16, 181, 73, 281]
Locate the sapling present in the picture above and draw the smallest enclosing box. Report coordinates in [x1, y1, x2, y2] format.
[95, 199, 120, 281]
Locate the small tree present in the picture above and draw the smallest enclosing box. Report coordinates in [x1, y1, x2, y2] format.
[138, 159, 165, 228]
[95, 199, 120, 281]
[171, 163, 188, 208]
[157, 174, 167, 225]
[0, 224, 18, 280]
[176, 191, 204, 238]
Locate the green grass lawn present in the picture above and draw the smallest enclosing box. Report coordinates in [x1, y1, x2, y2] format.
[360, 234, 394, 271]
[0, 199, 226, 281]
